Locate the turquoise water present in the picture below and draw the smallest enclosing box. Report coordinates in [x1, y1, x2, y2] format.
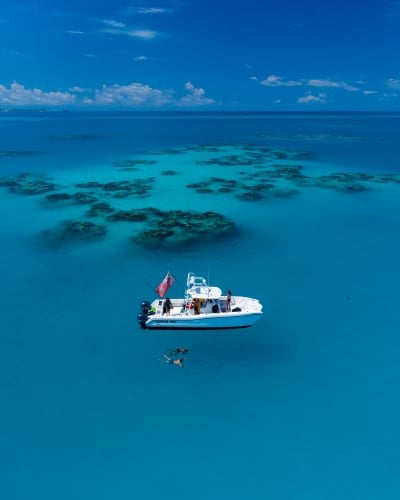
[1, 112, 400, 499]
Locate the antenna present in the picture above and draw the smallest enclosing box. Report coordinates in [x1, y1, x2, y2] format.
[174, 275, 186, 293]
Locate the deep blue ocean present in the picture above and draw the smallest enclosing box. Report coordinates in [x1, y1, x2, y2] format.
[1, 111, 399, 499]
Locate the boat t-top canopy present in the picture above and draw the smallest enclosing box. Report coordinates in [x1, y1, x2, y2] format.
[185, 272, 222, 300]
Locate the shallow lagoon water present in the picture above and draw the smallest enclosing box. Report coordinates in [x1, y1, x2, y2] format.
[1, 112, 400, 499]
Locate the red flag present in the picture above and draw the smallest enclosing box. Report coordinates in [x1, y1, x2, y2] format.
[156, 271, 175, 298]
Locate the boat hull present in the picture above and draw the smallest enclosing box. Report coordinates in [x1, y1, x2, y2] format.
[143, 311, 262, 330]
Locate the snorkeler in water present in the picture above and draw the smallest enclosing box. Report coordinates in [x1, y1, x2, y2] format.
[161, 354, 184, 368]
[167, 347, 189, 355]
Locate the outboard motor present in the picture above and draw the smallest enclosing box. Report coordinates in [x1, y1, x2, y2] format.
[141, 301, 151, 314]
[137, 300, 152, 329]
[137, 312, 148, 329]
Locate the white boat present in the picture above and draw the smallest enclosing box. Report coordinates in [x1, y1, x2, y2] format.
[137, 272, 263, 330]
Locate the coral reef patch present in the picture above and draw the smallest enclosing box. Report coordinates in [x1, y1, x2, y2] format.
[0, 150, 38, 158]
[85, 202, 115, 218]
[2, 140, 400, 253]
[106, 208, 151, 222]
[44, 191, 99, 205]
[161, 170, 179, 176]
[112, 159, 158, 170]
[132, 210, 235, 248]
[256, 133, 363, 142]
[75, 178, 155, 198]
[45, 134, 96, 141]
[0, 173, 57, 195]
[42, 220, 107, 247]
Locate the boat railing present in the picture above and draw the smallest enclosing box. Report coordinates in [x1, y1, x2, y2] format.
[186, 272, 208, 289]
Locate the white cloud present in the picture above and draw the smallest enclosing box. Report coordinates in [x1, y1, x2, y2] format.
[297, 92, 327, 104]
[387, 78, 400, 89]
[98, 18, 160, 40]
[66, 30, 85, 35]
[307, 79, 359, 91]
[261, 75, 302, 87]
[127, 29, 158, 39]
[68, 86, 87, 92]
[259, 75, 361, 92]
[178, 82, 216, 106]
[363, 90, 378, 95]
[101, 19, 126, 28]
[307, 79, 340, 88]
[134, 55, 148, 61]
[0, 82, 76, 106]
[339, 82, 359, 92]
[0, 81, 216, 109]
[85, 82, 173, 107]
[131, 7, 170, 14]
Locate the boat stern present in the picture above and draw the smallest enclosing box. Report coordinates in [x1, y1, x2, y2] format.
[137, 300, 152, 329]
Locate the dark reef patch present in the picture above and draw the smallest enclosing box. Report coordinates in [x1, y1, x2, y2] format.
[42, 220, 107, 247]
[112, 159, 158, 170]
[106, 208, 150, 222]
[0, 150, 39, 158]
[161, 170, 179, 176]
[0, 173, 57, 195]
[44, 191, 99, 206]
[75, 181, 103, 189]
[256, 133, 364, 142]
[45, 134, 96, 141]
[194, 145, 313, 169]
[146, 148, 186, 156]
[236, 190, 264, 202]
[85, 202, 115, 218]
[75, 178, 155, 198]
[186, 181, 210, 189]
[133, 209, 235, 248]
[197, 154, 264, 167]
[3, 136, 400, 254]
[45, 192, 72, 202]
[185, 174, 276, 200]
[183, 153, 400, 199]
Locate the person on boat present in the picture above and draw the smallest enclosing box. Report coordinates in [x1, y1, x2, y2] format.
[161, 354, 184, 368]
[163, 297, 173, 315]
[192, 298, 201, 315]
[226, 290, 232, 312]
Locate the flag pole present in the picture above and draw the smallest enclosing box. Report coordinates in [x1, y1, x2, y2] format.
[144, 279, 157, 295]
[172, 273, 185, 293]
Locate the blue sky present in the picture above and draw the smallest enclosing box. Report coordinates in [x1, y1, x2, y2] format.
[1, 0, 400, 110]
